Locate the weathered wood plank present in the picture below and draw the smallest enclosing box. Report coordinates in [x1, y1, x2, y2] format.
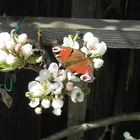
[0, 17, 139, 49]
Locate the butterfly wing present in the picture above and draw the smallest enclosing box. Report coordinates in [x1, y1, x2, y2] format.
[53, 46, 93, 75]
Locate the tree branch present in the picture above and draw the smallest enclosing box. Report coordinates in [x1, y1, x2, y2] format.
[40, 112, 140, 140]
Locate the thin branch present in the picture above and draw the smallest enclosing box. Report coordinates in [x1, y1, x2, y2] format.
[23, 65, 41, 73]
[40, 113, 140, 140]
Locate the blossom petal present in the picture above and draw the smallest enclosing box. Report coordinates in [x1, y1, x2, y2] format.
[52, 98, 64, 109]
[29, 98, 40, 108]
[41, 99, 50, 108]
[53, 108, 62, 116]
[48, 62, 59, 78]
[71, 87, 84, 103]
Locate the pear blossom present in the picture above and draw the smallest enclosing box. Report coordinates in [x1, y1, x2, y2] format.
[21, 43, 33, 57]
[0, 50, 8, 63]
[83, 32, 94, 42]
[57, 69, 67, 81]
[0, 32, 10, 42]
[53, 108, 62, 116]
[41, 99, 50, 108]
[29, 98, 40, 108]
[28, 81, 42, 96]
[52, 98, 64, 109]
[35, 107, 42, 114]
[90, 41, 107, 56]
[86, 37, 99, 50]
[80, 46, 89, 55]
[5, 39, 15, 51]
[6, 54, 17, 65]
[67, 72, 80, 82]
[71, 87, 84, 103]
[38, 69, 51, 81]
[123, 132, 133, 139]
[48, 62, 59, 78]
[18, 33, 28, 44]
[0, 40, 6, 50]
[93, 58, 104, 69]
[52, 78, 64, 95]
[62, 37, 79, 50]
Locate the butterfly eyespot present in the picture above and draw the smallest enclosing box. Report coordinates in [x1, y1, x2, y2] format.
[52, 46, 61, 53]
[80, 74, 93, 83]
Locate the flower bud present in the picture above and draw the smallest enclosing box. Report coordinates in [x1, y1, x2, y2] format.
[35, 107, 42, 114]
[52, 98, 64, 109]
[0, 50, 8, 63]
[83, 32, 94, 42]
[0, 40, 6, 50]
[29, 98, 40, 108]
[5, 40, 15, 51]
[93, 58, 104, 69]
[21, 43, 33, 57]
[18, 33, 28, 44]
[0, 32, 10, 42]
[66, 82, 74, 91]
[41, 99, 50, 109]
[53, 108, 62, 116]
[6, 54, 17, 65]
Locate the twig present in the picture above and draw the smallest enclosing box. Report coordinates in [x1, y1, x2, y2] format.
[40, 113, 140, 140]
[23, 65, 41, 73]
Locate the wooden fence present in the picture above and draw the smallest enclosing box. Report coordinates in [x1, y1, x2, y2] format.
[0, 17, 140, 140]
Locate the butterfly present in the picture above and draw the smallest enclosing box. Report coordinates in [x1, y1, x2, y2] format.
[52, 45, 94, 82]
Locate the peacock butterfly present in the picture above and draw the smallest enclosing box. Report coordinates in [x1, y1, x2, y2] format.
[52, 45, 94, 82]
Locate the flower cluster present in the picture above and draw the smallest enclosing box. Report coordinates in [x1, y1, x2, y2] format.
[26, 62, 88, 115]
[0, 30, 42, 72]
[26, 32, 107, 115]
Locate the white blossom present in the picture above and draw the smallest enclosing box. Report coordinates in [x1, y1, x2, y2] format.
[71, 87, 84, 103]
[53, 108, 62, 116]
[62, 37, 79, 50]
[21, 43, 33, 57]
[41, 99, 50, 108]
[80, 46, 89, 55]
[0, 50, 8, 63]
[48, 62, 59, 78]
[0, 40, 6, 50]
[83, 32, 94, 42]
[52, 98, 64, 109]
[123, 131, 133, 139]
[28, 81, 42, 96]
[29, 98, 40, 108]
[86, 37, 99, 50]
[5, 39, 15, 51]
[0, 32, 10, 42]
[6, 54, 17, 65]
[35, 107, 42, 114]
[53, 78, 64, 95]
[67, 72, 80, 82]
[58, 69, 67, 81]
[91, 41, 107, 56]
[93, 58, 104, 69]
[38, 69, 51, 81]
[18, 33, 28, 44]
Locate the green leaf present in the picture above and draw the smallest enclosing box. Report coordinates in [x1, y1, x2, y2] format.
[27, 56, 43, 64]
